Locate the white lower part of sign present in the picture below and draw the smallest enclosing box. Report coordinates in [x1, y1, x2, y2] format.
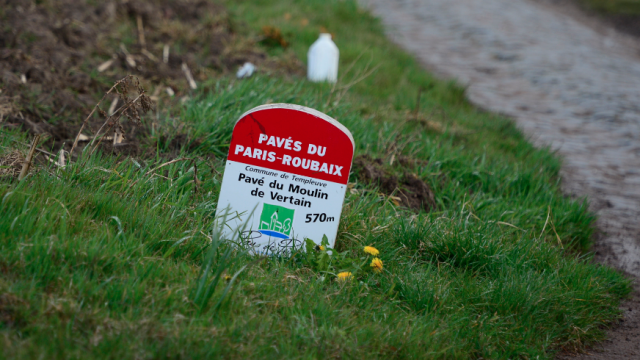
[216, 160, 348, 254]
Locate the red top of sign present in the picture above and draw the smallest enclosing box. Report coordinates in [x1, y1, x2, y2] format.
[227, 104, 355, 185]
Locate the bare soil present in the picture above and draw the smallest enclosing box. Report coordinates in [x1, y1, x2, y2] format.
[0, 293, 28, 330]
[0, 0, 301, 159]
[353, 155, 436, 211]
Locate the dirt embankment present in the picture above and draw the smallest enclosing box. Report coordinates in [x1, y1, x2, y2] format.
[0, 0, 300, 157]
[353, 155, 436, 212]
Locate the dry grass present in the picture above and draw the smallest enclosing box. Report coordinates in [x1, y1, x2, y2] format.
[0, 151, 24, 179]
[0, 96, 18, 120]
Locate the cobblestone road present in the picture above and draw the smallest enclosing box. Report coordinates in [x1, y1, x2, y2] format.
[360, 0, 640, 357]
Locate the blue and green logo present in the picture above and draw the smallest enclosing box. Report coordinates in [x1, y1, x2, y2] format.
[259, 203, 295, 239]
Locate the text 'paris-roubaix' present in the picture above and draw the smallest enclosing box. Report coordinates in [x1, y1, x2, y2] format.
[233, 133, 344, 176]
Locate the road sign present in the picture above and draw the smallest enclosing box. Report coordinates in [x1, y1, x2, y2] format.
[216, 104, 354, 254]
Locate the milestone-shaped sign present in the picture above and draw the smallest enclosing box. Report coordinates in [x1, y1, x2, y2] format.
[217, 104, 354, 254]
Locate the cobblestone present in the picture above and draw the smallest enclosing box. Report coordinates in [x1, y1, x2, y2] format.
[360, 0, 640, 275]
[360, 0, 640, 357]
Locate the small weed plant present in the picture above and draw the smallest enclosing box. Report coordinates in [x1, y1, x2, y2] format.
[293, 235, 384, 282]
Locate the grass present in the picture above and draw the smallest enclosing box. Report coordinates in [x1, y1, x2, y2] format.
[580, 0, 640, 15]
[0, 0, 631, 358]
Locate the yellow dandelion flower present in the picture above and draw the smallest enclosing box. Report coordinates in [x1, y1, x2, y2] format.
[370, 258, 383, 273]
[364, 246, 379, 256]
[337, 272, 353, 282]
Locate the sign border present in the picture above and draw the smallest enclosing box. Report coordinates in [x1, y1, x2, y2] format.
[235, 103, 355, 149]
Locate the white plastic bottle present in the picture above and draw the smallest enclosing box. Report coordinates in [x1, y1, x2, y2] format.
[307, 33, 339, 83]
